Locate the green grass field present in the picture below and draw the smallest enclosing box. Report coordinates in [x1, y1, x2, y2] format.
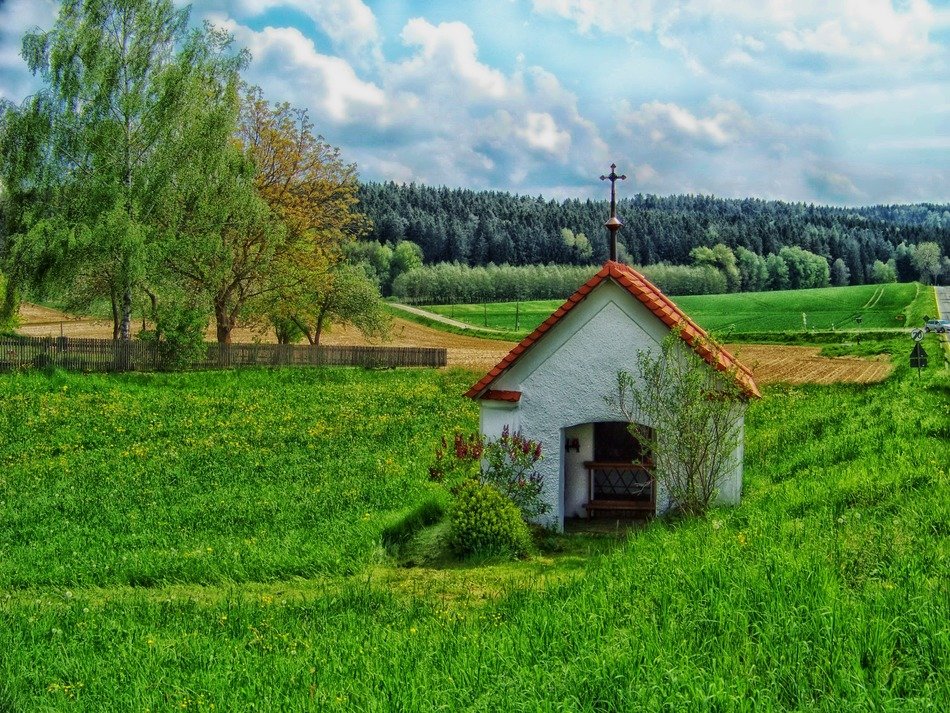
[1, 350, 948, 709]
[425, 282, 933, 339]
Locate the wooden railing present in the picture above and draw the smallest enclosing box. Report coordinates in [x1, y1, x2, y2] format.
[583, 461, 656, 516]
[0, 336, 447, 373]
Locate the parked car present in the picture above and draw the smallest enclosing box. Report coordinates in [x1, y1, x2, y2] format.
[924, 319, 950, 333]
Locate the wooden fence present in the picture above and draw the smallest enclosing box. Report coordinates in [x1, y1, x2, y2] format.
[0, 336, 446, 373]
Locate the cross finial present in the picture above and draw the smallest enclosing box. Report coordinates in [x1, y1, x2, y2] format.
[600, 163, 626, 262]
[600, 163, 626, 187]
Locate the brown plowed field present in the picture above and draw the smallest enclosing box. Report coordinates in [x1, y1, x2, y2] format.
[17, 303, 893, 383]
[723, 344, 893, 385]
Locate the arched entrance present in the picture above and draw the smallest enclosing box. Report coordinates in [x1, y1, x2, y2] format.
[562, 421, 655, 522]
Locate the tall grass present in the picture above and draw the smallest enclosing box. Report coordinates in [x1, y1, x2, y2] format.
[0, 351, 947, 709]
[0, 367, 477, 587]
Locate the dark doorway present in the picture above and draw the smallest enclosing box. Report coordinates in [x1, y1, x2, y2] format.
[593, 421, 651, 463]
[584, 421, 655, 516]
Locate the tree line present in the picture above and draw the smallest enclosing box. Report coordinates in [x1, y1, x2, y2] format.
[0, 0, 386, 348]
[359, 182, 950, 288]
[390, 243, 845, 304]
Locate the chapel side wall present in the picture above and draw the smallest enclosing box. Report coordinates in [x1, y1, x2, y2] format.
[716, 408, 746, 505]
[479, 402, 520, 440]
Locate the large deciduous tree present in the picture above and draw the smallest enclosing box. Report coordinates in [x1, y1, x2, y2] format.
[235, 85, 373, 343]
[159, 85, 370, 344]
[9, 0, 244, 339]
[156, 139, 286, 344]
[238, 85, 360, 255]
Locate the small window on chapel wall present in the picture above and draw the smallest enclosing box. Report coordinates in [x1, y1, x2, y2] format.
[593, 422, 653, 464]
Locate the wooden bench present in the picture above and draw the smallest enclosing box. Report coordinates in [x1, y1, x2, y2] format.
[584, 499, 654, 517]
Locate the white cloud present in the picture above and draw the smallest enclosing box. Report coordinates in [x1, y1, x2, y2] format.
[307, 0, 380, 55]
[394, 19, 507, 101]
[805, 167, 865, 201]
[209, 13, 609, 193]
[198, 0, 381, 62]
[533, 0, 946, 65]
[776, 0, 939, 61]
[215, 19, 385, 124]
[634, 163, 658, 184]
[531, 0, 658, 35]
[757, 83, 949, 110]
[870, 137, 950, 151]
[620, 98, 752, 148]
[735, 33, 765, 52]
[517, 112, 572, 155]
[721, 49, 754, 67]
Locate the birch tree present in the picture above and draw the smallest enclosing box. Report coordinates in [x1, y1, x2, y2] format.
[12, 0, 245, 339]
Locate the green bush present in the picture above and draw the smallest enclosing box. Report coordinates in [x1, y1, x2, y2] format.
[137, 303, 207, 369]
[448, 480, 532, 559]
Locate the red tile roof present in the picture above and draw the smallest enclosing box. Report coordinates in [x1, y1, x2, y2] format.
[483, 389, 522, 402]
[465, 261, 761, 400]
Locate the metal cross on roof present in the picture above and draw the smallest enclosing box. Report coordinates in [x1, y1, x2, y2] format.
[600, 163, 626, 262]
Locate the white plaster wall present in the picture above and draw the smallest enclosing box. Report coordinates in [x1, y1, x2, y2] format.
[563, 423, 594, 519]
[477, 278, 747, 529]
[480, 400, 520, 440]
[717, 409, 746, 505]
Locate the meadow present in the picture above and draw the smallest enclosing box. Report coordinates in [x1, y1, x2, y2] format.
[0, 368, 476, 588]
[425, 282, 930, 339]
[0, 343, 948, 710]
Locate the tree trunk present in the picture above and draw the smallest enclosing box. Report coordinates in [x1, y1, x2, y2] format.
[314, 309, 325, 347]
[111, 293, 120, 341]
[119, 288, 133, 340]
[312, 298, 331, 347]
[291, 316, 315, 345]
[143, 287, 158, 336]
[214, 301, 234, 344]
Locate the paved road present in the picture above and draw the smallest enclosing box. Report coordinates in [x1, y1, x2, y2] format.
[934, 286, 950, 368]
[936, 286, 949, 320]
[388, 303, 509, 334]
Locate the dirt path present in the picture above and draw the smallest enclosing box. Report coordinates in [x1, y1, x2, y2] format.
[16, 303, 893, 383]
[388, 303, 509, 334]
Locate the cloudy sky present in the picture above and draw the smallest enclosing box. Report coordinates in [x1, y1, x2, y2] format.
[1, 0, 949, 205]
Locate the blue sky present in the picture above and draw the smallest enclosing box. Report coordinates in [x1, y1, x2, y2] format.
[1, 0, 948, 205]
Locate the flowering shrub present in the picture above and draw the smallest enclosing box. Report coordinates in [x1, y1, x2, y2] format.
[428, 432, 483, 483]
[481, 426, 548, 522]
[429, 427, 548, 522]
[448, 480, 532, 559]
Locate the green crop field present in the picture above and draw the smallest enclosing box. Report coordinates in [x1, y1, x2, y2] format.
[1, 350, 948, 709]
[425, 282, 934, 339]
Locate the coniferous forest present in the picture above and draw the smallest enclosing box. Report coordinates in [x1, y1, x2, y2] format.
[358, 182, 950, 300]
